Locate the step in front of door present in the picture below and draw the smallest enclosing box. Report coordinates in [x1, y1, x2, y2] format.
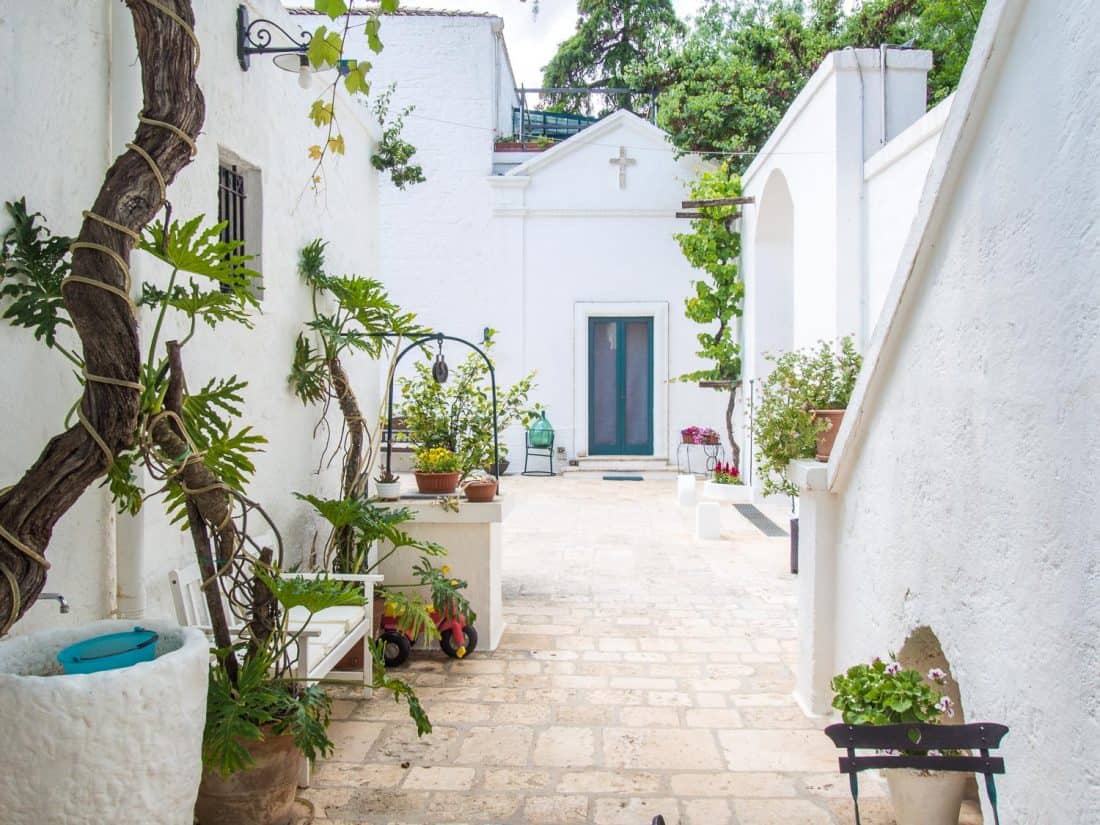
[568, 457, 673, 473]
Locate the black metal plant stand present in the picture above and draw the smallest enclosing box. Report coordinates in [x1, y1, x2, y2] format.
[522, 430, 554, 477]
[384, 333, 500, 491]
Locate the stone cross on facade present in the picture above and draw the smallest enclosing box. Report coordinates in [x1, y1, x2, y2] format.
[608, 146, 636, 189]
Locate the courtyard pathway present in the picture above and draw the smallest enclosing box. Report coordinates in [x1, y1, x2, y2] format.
[304, 475, 979, 824]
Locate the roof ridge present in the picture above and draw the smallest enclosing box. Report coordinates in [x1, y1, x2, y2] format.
[284, 4, 498, 18]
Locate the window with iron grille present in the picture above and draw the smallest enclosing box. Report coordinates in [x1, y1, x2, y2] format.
[217, 155, 262, 297]
[218, 163, 246, 294]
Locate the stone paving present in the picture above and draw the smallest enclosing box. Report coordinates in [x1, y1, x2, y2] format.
[304, 475, 982, 824]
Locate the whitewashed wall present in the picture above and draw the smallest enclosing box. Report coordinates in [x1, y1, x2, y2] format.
[795, 0, 1100, 820]
[738, 48, 934, 496]
[489, 113, 724, 459]
[0, 0, 380, 632]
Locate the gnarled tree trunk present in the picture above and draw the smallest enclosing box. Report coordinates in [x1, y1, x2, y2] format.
[0, 0, 204, 631]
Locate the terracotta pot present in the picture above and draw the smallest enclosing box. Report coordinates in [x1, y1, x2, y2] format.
[195, 732, 300, 825]
[414, 471, 460, 494]
[681, 433, 694, 444]
[811, 409, 845, 461]
[464, 479, 498, 503]
[883, 769, 966, 825]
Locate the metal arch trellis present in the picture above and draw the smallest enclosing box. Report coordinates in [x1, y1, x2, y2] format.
[384, 332, 500, 491]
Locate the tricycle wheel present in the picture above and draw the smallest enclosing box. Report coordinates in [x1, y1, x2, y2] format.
[381, 631, 411, 667]
[440, 625, 478, 658]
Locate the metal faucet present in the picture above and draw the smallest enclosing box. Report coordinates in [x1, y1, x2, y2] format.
[39, 593, 70, 614]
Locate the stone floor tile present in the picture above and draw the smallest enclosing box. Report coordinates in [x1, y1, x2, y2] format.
[454, 725, 533, 766]
[593, 797, 678, 825]
[619, 706, 681, 727]
[491, 702, 553, 725]
[532, 725, 596, 767]
[683, 797, 733, 825]
[482, 767, 552, 791]
[523, 794, 589, 823]
[732, 799, 834, 824]
[719, 729, 840, 773]
[556, 770, 664, 794]
[685, 708, 744, 729]
[670, 771, 798, 798]
[603, 727, 725, 770]
[327, 721, 386, 762]
[400, 765, 476, 791]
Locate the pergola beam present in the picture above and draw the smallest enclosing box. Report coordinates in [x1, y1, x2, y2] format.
[680, 196, 756, 208]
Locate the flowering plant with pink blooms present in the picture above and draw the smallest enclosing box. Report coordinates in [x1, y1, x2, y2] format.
[681, 425, 719, 445]
[712, 462, 743, 485]
[830, 656, 954, 727]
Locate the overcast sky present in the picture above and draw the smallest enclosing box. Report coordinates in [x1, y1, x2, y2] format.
[381, 1, 708, 88]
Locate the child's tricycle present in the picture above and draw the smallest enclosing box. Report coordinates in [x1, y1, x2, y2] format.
[379, 605, 478, 667]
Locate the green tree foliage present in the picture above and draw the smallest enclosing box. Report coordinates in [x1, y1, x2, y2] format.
[542, 0, 686, 115]
[630, 0, 986, 164]
[674, 165, 745, 464]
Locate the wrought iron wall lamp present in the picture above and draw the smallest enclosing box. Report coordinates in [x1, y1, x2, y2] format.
[236, 5, 349, 88]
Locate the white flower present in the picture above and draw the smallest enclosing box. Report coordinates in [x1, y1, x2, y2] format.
[879, 748, 900, 756]
[927, 749, 943, 757]
[885, 661, 902, 676]
[935, 696, 956, 718]
[927, 668, 947, 682]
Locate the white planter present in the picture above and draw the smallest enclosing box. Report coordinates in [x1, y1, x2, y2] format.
[702, 480, 753, 503]
[375, 480, 402, 501]
[0, 619, 209, 825]
[884, 769, 967, 825]
[696, 501, 722, 540]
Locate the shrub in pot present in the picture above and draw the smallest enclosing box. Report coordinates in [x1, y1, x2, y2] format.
[830, 657, 964, 825]
[413, 447, 462, 494]
[752, 336, 862, 496]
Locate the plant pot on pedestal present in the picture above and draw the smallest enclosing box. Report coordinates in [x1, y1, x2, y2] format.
[811, 409, 845, 461]
[0, 619, 208, 825]
[195, 732, 300, 825]
[375, 480, 402, 501]
[414, 471, 460, 494]
[702, 480, 753, 503]
[883, 769, 967, 825]
[464, 479, 498, 502]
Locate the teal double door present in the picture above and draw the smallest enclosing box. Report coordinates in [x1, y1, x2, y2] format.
[588, 317, 654, 455]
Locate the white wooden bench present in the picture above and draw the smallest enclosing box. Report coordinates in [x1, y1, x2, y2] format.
[167, 564, 383, 786]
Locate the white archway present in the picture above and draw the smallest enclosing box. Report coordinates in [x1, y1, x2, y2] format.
[753, 169, 795, 380]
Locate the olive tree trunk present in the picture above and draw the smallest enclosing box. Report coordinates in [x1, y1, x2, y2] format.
[0, 0, 204, 630]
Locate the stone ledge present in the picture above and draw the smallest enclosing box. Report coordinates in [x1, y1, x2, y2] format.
[789, 459, 829, 492]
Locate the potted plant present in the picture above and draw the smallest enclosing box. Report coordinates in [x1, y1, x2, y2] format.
[375, 468, 402, 501]
[398, 331, 537, 479]
[830, 657, 964, 825]
[681, 425, 720, 445]
[413, 446, 461, 493]
[702, 462, 751, 503]
[462, 471, 498, 503]
[752, 336, 863, 496]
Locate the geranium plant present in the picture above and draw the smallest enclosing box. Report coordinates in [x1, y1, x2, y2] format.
[414, 447, 461, 474]
[712, 462, 743, 485]
[831, 656, 954, 727]
[681, 425, 719, 444]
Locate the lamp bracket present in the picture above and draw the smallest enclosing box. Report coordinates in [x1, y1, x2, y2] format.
[237, 4, 312, 71]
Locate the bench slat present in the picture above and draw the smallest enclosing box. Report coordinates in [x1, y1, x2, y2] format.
[824, 722, 1009, 750]
[839, 754, 1006, 774]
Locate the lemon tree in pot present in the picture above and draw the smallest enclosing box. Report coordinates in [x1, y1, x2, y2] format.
[830, 657, 965, 825]
[752, 336, 862, 496]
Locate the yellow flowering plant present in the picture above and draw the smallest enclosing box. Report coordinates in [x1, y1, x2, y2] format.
[414, 446, 461, 473]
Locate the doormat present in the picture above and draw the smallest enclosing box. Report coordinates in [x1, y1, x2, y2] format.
[602, 475, 644, 481]
[733, 504, 788, 537]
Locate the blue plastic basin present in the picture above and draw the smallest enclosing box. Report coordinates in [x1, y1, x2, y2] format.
[57, 627, 159, 675]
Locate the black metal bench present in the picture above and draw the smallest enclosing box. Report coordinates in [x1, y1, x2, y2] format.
[824, 721, 1009, 825]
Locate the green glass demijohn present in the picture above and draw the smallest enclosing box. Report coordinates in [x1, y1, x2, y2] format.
[528, 411, 554, 448]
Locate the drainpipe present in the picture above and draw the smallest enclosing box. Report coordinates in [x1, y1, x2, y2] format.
[109, 2, 147, 619]
[879, 44, 888, 147]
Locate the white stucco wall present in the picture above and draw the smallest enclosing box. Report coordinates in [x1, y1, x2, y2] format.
[863, 94, 952, 330]
[1, 0, 380, 633]
[738, 48, 934, 496]
[488, 113, 724, 459]
[797, 0, 1100, 820]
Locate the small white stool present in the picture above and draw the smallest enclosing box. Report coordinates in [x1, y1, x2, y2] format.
[695, 501, 721, 540]
[677, 474, 697, 506]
